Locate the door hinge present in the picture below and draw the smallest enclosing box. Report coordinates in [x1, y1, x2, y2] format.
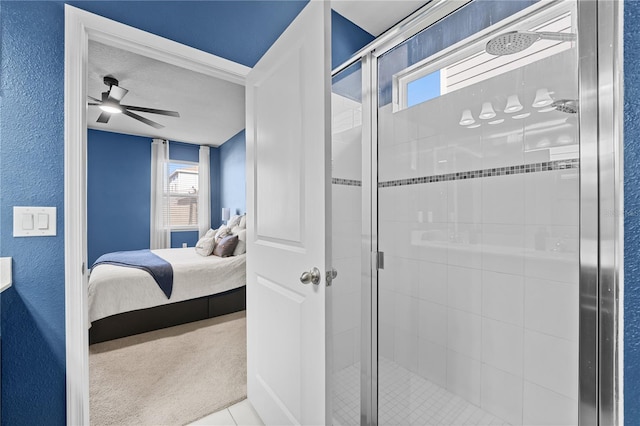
[81, 262, 85, 275]
[326, 268, 338, 286]
[375, 251, 384, 270]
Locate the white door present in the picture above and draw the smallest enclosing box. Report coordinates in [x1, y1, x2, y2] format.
[245, 1, 331, 425]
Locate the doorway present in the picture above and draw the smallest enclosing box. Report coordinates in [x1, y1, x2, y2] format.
[64, 6, 250, 424]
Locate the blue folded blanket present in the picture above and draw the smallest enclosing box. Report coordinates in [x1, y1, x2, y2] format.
[92, 249, 174, 298]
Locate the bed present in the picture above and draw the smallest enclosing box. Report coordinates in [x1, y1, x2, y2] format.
[88, 247, 246, 344]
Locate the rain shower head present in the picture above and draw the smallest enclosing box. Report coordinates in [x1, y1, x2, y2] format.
[486, 30, 576, 56]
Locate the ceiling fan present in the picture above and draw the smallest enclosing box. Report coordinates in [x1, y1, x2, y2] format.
[87, 76, 180, 129]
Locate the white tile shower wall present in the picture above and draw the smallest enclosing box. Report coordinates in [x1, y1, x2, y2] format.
[418, 338, 447, 387]
[331, 180, 361, 374]
[523, 381, 578, 425]
[377, 68, 579, 424]
[481, 364, 524, 425]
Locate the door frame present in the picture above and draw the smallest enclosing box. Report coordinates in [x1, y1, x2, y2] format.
[64, 6, 250, 424]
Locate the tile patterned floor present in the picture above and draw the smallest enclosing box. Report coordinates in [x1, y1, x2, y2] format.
[333, 358, 510, 426]
[332, 360, 361, 425]
[193, 358, 508, 426]
[189, 399, 264, 426]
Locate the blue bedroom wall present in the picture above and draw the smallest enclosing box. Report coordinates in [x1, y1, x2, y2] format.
[170, 231, 199, 248]
[625, 1, 640, 422]
[0, 1, 378, 424]
[87, 133, 203, 264]
[87, 130, 151, 265]
[220, 130, 247, 217]
[170, 140, 199, 163]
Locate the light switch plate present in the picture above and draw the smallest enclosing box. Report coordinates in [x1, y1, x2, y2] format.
[13, 206, 56, 237]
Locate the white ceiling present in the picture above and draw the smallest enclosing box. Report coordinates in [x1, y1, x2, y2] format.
[87, 3, 427, 146]
[333, 1, 429, 36]
[87, 40, 245, 147]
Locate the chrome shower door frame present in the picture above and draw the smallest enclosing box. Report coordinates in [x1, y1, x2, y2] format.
[577, 0, 623, 425]
[360, 52, 377, 426]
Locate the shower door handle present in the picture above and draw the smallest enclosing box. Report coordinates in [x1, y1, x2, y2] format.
[300, 267, 321, 285]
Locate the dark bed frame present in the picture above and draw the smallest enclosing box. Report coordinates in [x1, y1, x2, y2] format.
[89, 285, 246, 344]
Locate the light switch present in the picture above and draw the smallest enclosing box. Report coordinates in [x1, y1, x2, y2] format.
[37, 213, 49, 230]
[22, 213, 34, 230]
[13, 206, 56, 237]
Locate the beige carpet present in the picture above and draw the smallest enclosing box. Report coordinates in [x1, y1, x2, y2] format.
[90, 311, 247, 426]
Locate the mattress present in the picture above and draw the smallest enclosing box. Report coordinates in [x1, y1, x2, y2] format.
[88, 247, 246, 324]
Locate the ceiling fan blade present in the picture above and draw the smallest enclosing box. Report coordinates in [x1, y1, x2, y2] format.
[122, 105, 180, 117]
[88, 96, 102, 103]
[108, 85, 129, 102]
[96, 112, 111, 123]
[123, 110, 164, 129]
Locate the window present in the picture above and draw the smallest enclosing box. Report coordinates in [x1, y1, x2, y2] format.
[166, 161, 199, 229]
[393, 7, 574, 111]
[406, 70, 441, 108]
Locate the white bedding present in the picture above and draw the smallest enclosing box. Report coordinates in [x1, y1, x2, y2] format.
[88, 248, 246, 324]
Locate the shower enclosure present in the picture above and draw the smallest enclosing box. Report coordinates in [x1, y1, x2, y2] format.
[331, 0, 621, 425]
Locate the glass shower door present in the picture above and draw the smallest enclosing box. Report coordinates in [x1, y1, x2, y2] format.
[331, 61, 363, 426]
[377, 1, 580, 425]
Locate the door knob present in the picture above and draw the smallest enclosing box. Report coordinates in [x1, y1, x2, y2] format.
[300, 267, 321, 285]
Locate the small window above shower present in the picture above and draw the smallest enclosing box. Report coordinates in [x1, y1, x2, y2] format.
[392, 2, 576, 112]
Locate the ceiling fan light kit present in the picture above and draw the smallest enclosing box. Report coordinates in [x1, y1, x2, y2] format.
[88, 76, 180, 129]
[98, 100, 122, 114]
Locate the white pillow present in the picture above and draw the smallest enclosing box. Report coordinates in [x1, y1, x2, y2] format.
[232, 229, 247, 256]
[227, 214, 242, 228]
[239, 214, 246, 229]
[215, 226, 230, 241]
[195, 232, 216, 256]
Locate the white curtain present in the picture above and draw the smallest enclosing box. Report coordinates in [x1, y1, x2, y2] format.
[198, 146, 211, 237]
[150, 139, 171, 249]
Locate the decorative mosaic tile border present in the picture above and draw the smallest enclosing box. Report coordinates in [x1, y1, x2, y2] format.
[378, 158, 579, 188]
[332, 178, 362, 187]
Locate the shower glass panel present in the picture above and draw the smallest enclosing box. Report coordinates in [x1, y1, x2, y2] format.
[331, 61, 363, 426]
[377, 2, 579, 425]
